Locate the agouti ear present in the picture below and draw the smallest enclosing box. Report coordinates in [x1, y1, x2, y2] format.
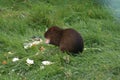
[51, 27, 56, 31]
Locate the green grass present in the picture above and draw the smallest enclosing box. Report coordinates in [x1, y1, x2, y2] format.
[0, 0, 120, 80]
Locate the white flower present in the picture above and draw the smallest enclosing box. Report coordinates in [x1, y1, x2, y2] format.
[11, 69, 15, 72]
[8, 51, 14, 54]
[84, 48, 87, 50]
[23, 43, 33, 49]
[42, 61, 53, 65]
[26, 58, 34, 65]
[12, 58, 19, 62]
[40, 66, 45, 70]
[35, 52, 39, 55]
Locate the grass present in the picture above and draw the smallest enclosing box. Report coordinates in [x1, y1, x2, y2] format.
[0, 0, 120, 80]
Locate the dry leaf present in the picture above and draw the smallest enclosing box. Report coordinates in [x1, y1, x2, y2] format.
[39, 46, 45, 51]
[2, 60, 7, 65]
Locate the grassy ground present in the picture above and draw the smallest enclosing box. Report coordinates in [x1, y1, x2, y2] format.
[0, 0, 120, 80]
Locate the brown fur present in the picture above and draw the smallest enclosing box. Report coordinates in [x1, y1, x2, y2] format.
[44, 26, 84, 54]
